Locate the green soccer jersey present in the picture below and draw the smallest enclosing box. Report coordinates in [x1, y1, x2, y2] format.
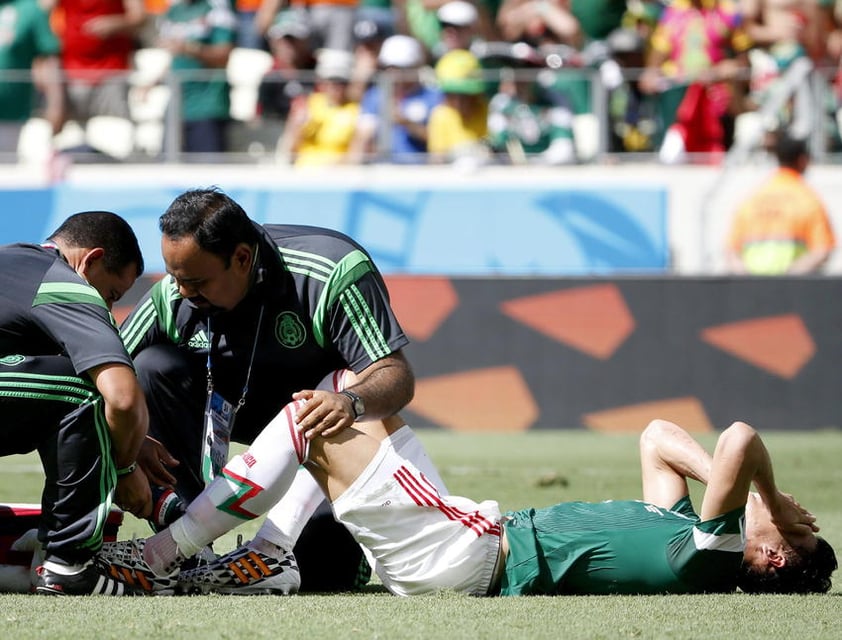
[502, 496, 745, 595]
[487, 93, 573, 156]
[160, 0, 236, 121]
[0, 0, 61, 122]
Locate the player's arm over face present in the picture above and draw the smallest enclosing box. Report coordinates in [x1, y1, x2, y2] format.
[639, 419, 713, 509]
[698, 421, 818, 539]
[640, 419, 790, 520]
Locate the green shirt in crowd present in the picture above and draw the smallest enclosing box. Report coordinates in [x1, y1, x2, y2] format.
[160, 0, 236, 121]
[0, 0, 60, 122]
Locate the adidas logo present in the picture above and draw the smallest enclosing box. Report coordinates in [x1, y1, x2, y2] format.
[188, 330, 210, 349]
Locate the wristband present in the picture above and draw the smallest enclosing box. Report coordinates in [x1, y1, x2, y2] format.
[116, 462, 137, 477]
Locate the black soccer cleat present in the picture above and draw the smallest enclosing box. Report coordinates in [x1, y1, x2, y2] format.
[35, 563, 138, 596]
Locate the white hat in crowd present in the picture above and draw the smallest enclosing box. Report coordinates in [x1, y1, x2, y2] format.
[378, 35, 425, 69]
[437, 1, 478, 27]
[315, 48, 355, 81]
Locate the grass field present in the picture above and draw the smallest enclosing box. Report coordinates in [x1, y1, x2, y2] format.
[1, 429, 840, 639]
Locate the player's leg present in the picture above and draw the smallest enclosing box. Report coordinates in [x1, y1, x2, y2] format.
[171, 418, 380, 595]
[256, 368, 445, 546]
[252, 420, 449, 591]
[171, 409, 383, 594]
[251, 369, 446, 592]
[94, 396, 312, 593]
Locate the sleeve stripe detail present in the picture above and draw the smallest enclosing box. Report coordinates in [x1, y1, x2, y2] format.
[33, 282, 108, 310]
[120, 297, 157, 353]
[285, 264, 329, 283]
[0, 372, 98, 403]
[279, 247, 337, 272]
[340, 284, 390, 361]
[120, 277, 181, 351]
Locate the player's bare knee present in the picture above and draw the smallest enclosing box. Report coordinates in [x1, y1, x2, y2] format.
[306, 426, 357, 468]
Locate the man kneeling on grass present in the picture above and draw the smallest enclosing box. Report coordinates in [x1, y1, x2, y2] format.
[91, 369, 837, 597]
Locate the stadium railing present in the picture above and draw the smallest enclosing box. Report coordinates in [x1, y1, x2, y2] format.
[1, 55, 840, 166]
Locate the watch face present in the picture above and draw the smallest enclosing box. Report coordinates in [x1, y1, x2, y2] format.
[352, 395, 365, 418]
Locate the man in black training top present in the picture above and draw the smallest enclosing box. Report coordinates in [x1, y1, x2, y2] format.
[0, 211, 151, 595]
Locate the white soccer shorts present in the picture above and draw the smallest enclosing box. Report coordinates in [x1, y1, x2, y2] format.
[331, 439, 503, 597]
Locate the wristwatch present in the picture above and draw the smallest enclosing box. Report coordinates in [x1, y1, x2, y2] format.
[340, 390, 365, 421]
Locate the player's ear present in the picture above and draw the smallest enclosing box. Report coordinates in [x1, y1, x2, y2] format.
[232, 243, 252, 271]
[80, 247, 105, 275]
[766, 547, 786, 568]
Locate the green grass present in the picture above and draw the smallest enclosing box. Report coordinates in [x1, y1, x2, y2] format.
[1, 430, 840, 640]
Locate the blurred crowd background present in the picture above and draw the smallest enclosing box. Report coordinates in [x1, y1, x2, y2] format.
[3, 0, 842, 166]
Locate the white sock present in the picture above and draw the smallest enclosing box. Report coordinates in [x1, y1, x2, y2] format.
[156, 399, 310, 564]
[142, 528, 183, 575]
[256, 466, 326, 550]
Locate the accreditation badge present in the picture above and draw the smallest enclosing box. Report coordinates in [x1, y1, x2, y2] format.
[201, 390, 236, 485]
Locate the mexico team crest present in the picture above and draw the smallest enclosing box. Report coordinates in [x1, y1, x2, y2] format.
[275, 312, 306, 348]
[0, 355, 25, 366]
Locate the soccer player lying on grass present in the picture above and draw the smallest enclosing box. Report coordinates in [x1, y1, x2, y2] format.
[93, 370, 837, 596]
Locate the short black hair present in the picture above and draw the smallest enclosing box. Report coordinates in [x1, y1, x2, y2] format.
[159, 187, 259, 268]
[737, 536, 837, 594]
[774, 131, 809, 169]
[48, 211, 144, 277]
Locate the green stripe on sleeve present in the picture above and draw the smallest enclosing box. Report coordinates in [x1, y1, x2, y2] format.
[311, 250, 374, 348]
[120, 276, 182, 352]
[33, 282, 108, 310]
[340, 286, 389, 361]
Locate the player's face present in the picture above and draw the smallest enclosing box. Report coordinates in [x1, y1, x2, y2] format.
[742, 493, 818, 572]
[162, 234, 253, 312]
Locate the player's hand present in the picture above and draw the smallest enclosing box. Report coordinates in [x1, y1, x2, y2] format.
[769, 491, 820, 541]
[115, 467, 152, 519]
[137, 436, 180, 489]
[292, 389, 355, 440]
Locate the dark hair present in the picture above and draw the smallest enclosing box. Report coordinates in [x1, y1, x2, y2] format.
[48, 211, 144, 277]
[159, 187, 259, 268]
[774, 131, 809, 170]
[737, 536, 837, 594]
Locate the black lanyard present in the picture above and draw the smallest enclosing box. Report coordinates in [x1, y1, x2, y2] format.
[205, 304, 265, 413]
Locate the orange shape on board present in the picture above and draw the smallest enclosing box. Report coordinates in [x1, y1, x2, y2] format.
[409, 366, 538, 432]
[385, 276, 458, 341]
[700, 314, 815, 379]
[584, 397, 714, 434]
[501, 284, 635, 359]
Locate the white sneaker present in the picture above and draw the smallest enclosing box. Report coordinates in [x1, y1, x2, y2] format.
[178, 543, 300, 595]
